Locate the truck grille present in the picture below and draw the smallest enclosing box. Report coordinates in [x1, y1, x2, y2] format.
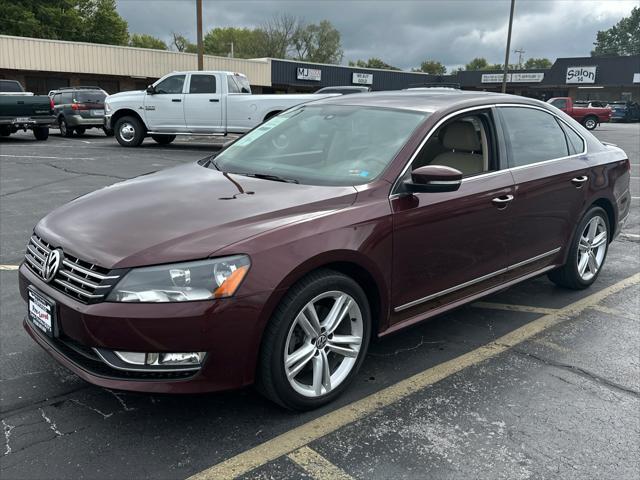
[23, 234, 122, 304]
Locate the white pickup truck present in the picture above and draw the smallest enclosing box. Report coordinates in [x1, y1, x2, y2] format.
[104, 71, 333, 147]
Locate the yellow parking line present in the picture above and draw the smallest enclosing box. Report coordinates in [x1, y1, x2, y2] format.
[287, 446, 354, 480]
[590, 304, 637, 321]
[472, 301, 558, 315]
[188, 273, 640, 480]
[0, 265, 19, 271]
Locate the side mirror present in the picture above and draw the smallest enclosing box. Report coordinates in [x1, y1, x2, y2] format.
[403, 165, 463, 193]
[146, 85, 156, 94]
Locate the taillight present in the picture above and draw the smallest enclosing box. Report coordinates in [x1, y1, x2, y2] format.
[71, 103, 89, 110]
[49, 97, 54, 111]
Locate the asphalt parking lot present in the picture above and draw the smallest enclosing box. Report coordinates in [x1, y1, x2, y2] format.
[1, 123, 639, 479]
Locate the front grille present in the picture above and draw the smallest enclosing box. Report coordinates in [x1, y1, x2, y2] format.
[24, 234, 122, 304]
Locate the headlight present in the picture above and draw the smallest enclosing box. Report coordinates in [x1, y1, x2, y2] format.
[107, 255, 250, 302]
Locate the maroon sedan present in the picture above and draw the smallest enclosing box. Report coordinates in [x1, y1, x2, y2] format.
[19, 91, 631, 410]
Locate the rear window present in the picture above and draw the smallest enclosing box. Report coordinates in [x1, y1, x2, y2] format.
[75, 91, 106, 103]
[0, 80, 23, 92]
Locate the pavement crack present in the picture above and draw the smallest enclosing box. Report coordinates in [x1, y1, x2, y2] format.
[43, 162, 127, 180]
[0, 175, 85, 197]
[2, 419, 15, 455]
[39, 408, 63, 436]
[106, 389, 136, 412]
[513, 348, 640, 398]
[369, 336, 445, 357]
[68, 399, 113, 419]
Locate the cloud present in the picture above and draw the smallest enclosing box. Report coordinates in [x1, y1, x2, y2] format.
[116, 0, 636, 70]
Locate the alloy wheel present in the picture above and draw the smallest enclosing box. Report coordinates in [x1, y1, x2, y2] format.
[119, 122, 136, 142]
[577, 215, 607, 281]
[283, 291, 363, 398]
[585, 118, 596, 129]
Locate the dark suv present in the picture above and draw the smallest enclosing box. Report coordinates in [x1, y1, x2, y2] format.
[51, 87, 112, 137]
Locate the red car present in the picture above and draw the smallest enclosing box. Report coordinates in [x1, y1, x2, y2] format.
[20, 91, 631, 410]
[547, 97, 611, 130]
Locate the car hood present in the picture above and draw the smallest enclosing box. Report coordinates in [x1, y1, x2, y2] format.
[105, 90, 144, 103]
[36, 162, 357, 269]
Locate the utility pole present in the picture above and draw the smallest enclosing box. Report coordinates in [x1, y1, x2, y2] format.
[196, 0, 203, 70]
[228, 42, 234, 58]
[514, 48, 525, 69]
[501, 0, 516, 94]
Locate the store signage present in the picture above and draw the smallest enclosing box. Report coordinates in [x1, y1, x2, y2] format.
[633, 73, 640, 83]
[566, 66, 596, 84]
[352, 73, 374, 85]
[297, 67, 321, 81]
[481, 73, 544, 83]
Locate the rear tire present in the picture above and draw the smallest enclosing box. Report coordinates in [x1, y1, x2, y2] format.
[59, 117, 73, 137]
[548, 206, 610, 289]
[151, 134, 176, 145]
[114, 116, 145, 147]
[582, 116, 598, 130]
[33, 126, 49, 141]
[257, 269, 371, 410]
[0, 126, 11, 137]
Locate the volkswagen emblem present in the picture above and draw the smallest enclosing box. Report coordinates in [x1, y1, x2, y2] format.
[42, 249, 62, 283]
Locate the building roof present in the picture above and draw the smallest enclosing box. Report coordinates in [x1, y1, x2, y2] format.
[544, 55, 640, 86]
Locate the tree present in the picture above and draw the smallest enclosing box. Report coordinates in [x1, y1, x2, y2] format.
[78, 0, 129, 45]
[413, 60, 447, 75]
[172, 33, 197, 53]
[523, 57, 552, 69]
[292, 20, 343, 64]
[260, 13, 300, 58]
[348, 58, 400, 70]
[203, 27, 264, 58]
[592, 7, 640, 56]
[464, 57, 490, 70]
[0, 0, 89, 41]
[129, 33, 167, 50]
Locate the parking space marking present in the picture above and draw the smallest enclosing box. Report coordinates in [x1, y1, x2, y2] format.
[0, 265, 19, 271]
[472, 301, 559, 315]
[589, 304, 637, 321]
[0, 154, 95, 160]
[532, 337, 572, 354]
[189, 272, 640, 480]
[287, 446, 354, 480]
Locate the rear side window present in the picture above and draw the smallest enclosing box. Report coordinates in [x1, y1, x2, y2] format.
[53, 93, 62, 105]
[154, 75, 185, 94]
[60, 92, 73, 104]
[0, 80, 23, 92]
[500, 107, 569, 167]
[189, 75, 216, 94]
[557, 120, 585, 155]
[75, 91, 106, 103]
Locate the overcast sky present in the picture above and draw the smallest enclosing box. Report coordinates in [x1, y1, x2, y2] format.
[116, 0, 636, 70]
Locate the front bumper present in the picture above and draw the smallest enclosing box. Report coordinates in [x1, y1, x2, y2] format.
[19, 264, 271, 393]
[104, 114, 113, 131]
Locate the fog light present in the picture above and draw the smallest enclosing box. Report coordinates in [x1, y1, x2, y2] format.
[114, 351, 206, 366]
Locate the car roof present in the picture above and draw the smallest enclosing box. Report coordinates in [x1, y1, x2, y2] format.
[308, 89, 539, 113]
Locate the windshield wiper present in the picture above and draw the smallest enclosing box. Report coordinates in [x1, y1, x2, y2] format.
[232, 172, 299, 184]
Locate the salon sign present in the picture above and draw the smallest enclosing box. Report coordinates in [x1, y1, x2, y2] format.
[566, 66, 596, 84]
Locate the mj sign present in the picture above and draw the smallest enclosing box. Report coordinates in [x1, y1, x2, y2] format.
[566, 66, 596, 84]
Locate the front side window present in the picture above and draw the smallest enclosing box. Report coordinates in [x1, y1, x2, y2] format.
[500, 107, 569, 167]
[212, 105, 428, 186]
[227, 76, 240, 94]
[154, 75, 185, 94]
[189, 75, 216, 94]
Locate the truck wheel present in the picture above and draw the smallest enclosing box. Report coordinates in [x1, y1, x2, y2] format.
[33, 126, 49, 141]
[582, 116, 597, 130]
[103, 127, 114, 137]
[75, 127, 86, 136]
[114, 116, 145, 147]
[59, 117, 73, 137]
[151, 134, 176, 145]
[0, 126, 11, 137]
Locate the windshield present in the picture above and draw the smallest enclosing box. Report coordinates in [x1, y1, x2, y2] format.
[212, 105, 428, 186]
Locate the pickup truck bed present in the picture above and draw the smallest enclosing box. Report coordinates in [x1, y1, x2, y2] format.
[0, 80, 55, 140]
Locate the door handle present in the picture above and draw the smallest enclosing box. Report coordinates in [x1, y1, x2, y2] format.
[492, 194, 514, 209]
[571, 176, 588, 187]
[172, 98, 182, 102]
[209, 98, 219, 102]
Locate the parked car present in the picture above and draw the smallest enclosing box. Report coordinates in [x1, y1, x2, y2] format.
[20, 91, 630, 410]
[50, 86, 111, 137]
[547, 97, 611, 130]
[104, 71, 334, 147]
[609, 101, 640, 122]
[315, 86, 371, 94]
[0, 80, 55, 140]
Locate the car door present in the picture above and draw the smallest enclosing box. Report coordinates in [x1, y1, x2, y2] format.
[183, 73, 223, 133]
[390, 107, 515, 325]
[143, 74, 186, 132]
[497, 105, 588, 281]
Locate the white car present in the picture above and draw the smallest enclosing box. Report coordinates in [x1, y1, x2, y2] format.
[104, 71, 334, 147]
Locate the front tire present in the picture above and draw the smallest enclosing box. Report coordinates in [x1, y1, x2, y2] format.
[258, 270, 371, 410]
[33, 126, 49, 141]
[548, 206, 610, 289]
[151, 134, 176, 145]
[582, 116, 598, 130]
[114, 116, 145, 147]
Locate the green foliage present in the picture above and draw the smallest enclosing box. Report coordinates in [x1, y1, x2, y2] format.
[292, 20, 343, 64]
[412, 60, 447, 75]
[592, 7, 640, 56]
[348, 58, 400, 70]
[203, 27, 264, 58]
[172, 33, 197, 53]
[129, 33, 167, 50]
[464, 57, 504, 71]
[0, 0, 129, 45]
[523, 57, 552, 69]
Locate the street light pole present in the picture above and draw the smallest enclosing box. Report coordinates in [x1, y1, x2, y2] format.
[196, 0, 203, 70]
[501, 0, 516, 94]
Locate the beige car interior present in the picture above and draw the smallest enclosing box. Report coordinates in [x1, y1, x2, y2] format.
[413, 116, 490, 176]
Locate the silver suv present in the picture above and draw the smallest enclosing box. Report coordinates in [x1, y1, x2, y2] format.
[50, 87, 112, 137]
